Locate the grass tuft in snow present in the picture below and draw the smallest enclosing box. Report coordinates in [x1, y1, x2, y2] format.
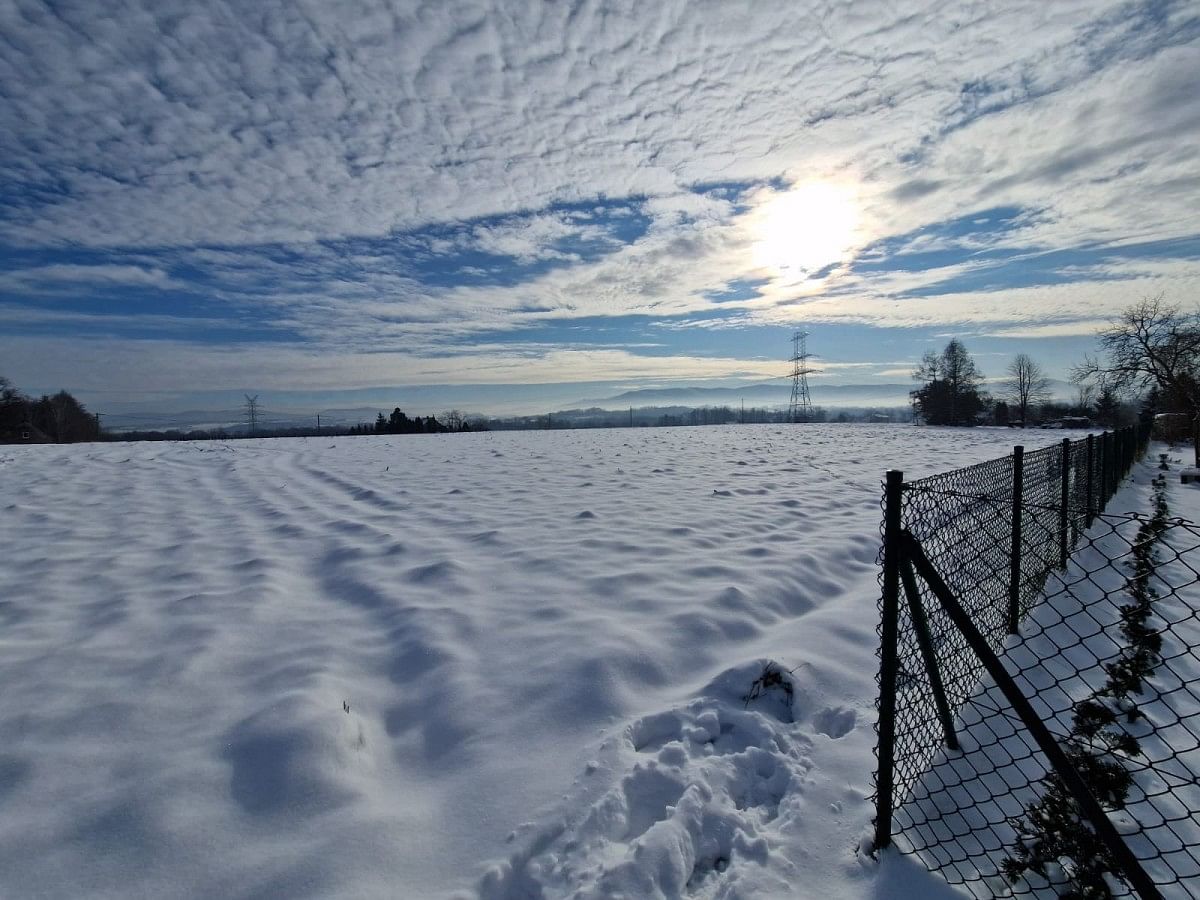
[741, 661, 796, 710]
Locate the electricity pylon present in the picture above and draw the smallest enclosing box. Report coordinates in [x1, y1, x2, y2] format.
[788, 330, 815, 423]
[244, 394, 259, 435]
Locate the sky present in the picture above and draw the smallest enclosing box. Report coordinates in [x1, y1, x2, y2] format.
[2, 0, 1199, 420]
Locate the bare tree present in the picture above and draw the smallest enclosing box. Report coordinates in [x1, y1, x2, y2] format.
[1073, 295, 1200, 462]
[0, 376, 28, 434]
[1006, 354, 1051, 426]
[1074, 382, 1096, 415]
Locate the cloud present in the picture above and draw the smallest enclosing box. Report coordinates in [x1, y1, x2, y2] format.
[979, 320, 1113, 339]
[785, 272, 1200, 330]
[0, 335, 793, 394]
[0, 264, 183, 292]
[467, 213, 611, 263]
[3, 0, 1194, 253]
[0, 305, 241, 333]
[1, 0, 1199, 404]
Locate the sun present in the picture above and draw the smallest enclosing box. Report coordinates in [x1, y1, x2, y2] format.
[749, 182, 861, 282]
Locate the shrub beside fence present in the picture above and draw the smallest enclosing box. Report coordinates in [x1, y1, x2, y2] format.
[873, 425, 1200, 898]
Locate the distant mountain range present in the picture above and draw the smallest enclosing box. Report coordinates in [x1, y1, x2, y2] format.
[572, 382, 915, 410]
[103, 378, 1079, 431]
[572, 377, 1077, 411]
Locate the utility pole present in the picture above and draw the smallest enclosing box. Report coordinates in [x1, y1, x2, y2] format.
[316, 413, 321, 435]
[629, 406, 633, 428]
[244, 394, 259, 435]
[788, 330, 816, 423]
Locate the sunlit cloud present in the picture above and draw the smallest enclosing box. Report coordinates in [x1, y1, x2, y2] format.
[0, 0, 1197, 408]
[746, 181, 867, 286]
[980, 320, 1114, 339]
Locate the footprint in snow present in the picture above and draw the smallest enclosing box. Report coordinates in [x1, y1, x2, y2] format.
[813, 706, 857, 739]
[480, 660, 808, 898]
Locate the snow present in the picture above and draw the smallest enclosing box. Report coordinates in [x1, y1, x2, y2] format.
[0, 425, 1103, 898]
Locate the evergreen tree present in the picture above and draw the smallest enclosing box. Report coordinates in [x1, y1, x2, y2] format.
[1094, 387, 1121, 426]
[30, 390, 99, 442]
[911, 339, 988, 425]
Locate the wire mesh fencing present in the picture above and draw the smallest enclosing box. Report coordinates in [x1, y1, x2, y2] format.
[873, 425, 1200, 899]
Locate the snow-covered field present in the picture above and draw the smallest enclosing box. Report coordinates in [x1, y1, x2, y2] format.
[0, 424, 1101, 899]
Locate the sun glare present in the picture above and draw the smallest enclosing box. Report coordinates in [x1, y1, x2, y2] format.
[750, 182, 861, 282]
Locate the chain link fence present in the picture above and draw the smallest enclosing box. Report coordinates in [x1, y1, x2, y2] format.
[873, 425, 1200, 898]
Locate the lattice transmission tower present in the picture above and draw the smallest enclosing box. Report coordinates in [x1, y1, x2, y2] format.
[244, 394, 259, 435]
[788, 330, 815, 423]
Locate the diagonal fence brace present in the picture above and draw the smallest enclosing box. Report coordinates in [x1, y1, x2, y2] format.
[899, 558, 959, 752]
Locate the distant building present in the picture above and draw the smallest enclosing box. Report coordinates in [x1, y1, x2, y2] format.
[0, 420, 51, 444]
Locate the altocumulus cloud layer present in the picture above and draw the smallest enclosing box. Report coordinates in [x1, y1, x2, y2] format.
[1, 0, 1199, 402]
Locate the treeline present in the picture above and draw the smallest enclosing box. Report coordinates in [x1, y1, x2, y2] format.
[911, 339, 1129, 428]
[0, 376, 101, 443]
[113, 426, 342, 442]
[471, 404, 910, 430]
[355, 408, 473, 435]
[99, 408, 476, 442]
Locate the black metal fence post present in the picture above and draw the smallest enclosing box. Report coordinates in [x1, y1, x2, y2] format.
[1008, 445, 1024, 634]
[1060, 437, 1071, 568]
[875, 469, 904, 852]
[1112, 429, 1120, 497]
[1085, 433, 1095, 527]
[1104, 430, 1115, 504]
[1108, 430, 1116, 498]
[1112, 429, 1119, 501]
[1116, 429, 1123, 490]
